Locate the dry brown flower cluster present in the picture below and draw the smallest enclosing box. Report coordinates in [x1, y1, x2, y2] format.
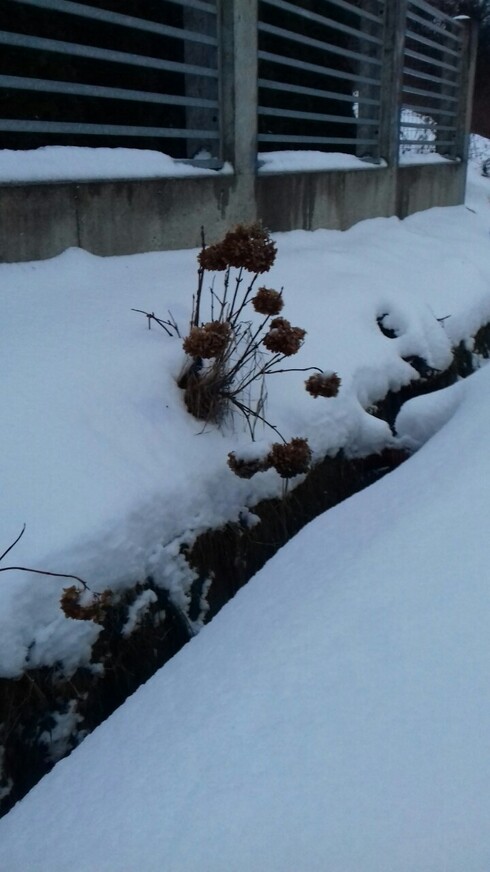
[60, 585, 112, 623]
[227, 452, 270, 479]
[262, 318, 306, 356]
[268, 437, 312, 478]
[305, 371, 341, 398]
[182, 321, 231, 359]
[252, 287, 284, 316]
[198, 223, 277, 274]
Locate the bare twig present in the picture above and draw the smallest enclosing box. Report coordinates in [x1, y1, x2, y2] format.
[0, 523, 26, 562]
[0, 525, 91, 591]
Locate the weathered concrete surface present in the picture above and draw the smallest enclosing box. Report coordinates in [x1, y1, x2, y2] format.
[397, 161, 466, 218]
[257, 166, 396, 232]
[0, 161, 466, 263]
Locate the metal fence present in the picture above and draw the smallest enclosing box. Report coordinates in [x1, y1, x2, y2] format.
[0, 0, 220, 161]
[257, 0, 385, 161]
[0, 0, 476, 165]
[400, 0, 465, 157]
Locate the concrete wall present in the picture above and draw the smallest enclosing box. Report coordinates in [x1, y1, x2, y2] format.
[0, 159, 467, 263]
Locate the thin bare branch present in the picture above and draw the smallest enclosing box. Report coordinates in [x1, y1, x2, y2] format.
[0, 524, 26, 563]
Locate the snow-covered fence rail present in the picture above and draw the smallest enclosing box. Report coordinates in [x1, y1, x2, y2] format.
[0, 0, 220, 162]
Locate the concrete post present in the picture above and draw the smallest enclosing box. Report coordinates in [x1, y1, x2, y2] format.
[454, 17, 479, 164]
[378, 0, 407, 167]
[218, 0, 258, 223]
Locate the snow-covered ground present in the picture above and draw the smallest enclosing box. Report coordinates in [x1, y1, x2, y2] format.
[0, 140, 490, 867]
[1, 314, 490, 871]
[1, 147, 490, 680]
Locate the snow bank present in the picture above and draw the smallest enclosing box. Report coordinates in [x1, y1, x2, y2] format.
[2, 360, 490, 871]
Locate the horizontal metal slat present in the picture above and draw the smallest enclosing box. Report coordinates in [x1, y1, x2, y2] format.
[259, 50, 381, 87]
[307, 0, 384, 26]
[258, 133, 378, 145]
[0, 119, 220, 138]
[143, 0, 216, 13]
[403, 84, 458, 102]
[258, 106, 379, 125]
[0, 31, 218, 77]
[399, 138, 456, 146]
[259, 0, 383, 46]
[258, 77, 381, 108]
[405, 27, 460, 58]
[0, 74, 218, 108]
[259, 21, 382, 68]
[405, 47, 459, 74]
[408, 0, 464, 31]
[406, 8, 463, 44]
[401, 101, 457, 117]
[7, 0, 217, 46]
[401, 121, 456, 131]
[403, 66, 459, 88]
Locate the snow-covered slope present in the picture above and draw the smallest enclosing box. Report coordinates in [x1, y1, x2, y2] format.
[1, 357, 490, 871]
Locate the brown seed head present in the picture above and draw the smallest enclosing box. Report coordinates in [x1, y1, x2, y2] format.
[227, 451, 271, 479]
[252, 287, 284, 316]
[305, 372, 341, 399]
[268, 437, 312, 479]
[262, 317, 306, 356]
[183, 321, 231, 359]
[198, 223, 276, 274]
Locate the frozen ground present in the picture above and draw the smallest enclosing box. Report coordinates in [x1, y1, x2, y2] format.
[1, 316, 490, 871]
[1, 145, 490, 679]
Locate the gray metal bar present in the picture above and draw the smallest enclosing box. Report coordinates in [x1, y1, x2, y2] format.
[258, 77, 381, 107]
[0, 74, 218, 108]
[400, 138, 455, 146]
[7, 0, 218, 46]
[258, 22, 382, 68]
[408, 0, 464, 30]
[259, 0, 383, 46]
[146, 0, 216, 13]
[0, 119, 220, 137]
[258, 106, 379, 125]
[401, 101, 456, 116]
[405, 28, 460, 57]
[403, 84, 458, 102]
[403, 67, 459, 88]
[0, 31, 218, 77]
[379, 0, 406, 166]
[401, 121, 456, 131]
[312, 0, 384, 26]
[406, 9, 463, 44]
[258, 134, 378, 144]
[405, 47, 459, 74]
[258, 50, 381, 86]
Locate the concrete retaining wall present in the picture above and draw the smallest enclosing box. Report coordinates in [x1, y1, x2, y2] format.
[0, 159, 467, 263]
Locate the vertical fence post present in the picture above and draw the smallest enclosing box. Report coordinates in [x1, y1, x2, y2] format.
[218, 0, 258, 221]
[378, 0, 407, 167]
[454, 17, 479, 163]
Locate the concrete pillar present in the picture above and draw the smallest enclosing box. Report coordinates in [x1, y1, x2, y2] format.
[454, 17, 479, 164]
[378, 0, 407, 168]
[218, 0, 258, 222]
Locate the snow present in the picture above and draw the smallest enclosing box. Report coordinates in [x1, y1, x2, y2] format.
[1, 358, 490, 870]
[0, 146, 232, 183]
[1, 132, 490, 867]
[258, 150, 384, 173]
[1, 143, 490, 678]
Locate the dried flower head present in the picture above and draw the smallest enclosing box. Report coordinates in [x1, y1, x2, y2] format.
[262, 317, 306, 356]
[268, 437, 312, 478]
[305, 372, 341, 399]
[183, 321, 231, 359]
[252, 287, 284, 316]
[227, 451, 271, 479]
[60, 586, 112, 623]
[198, 223, 276, 274]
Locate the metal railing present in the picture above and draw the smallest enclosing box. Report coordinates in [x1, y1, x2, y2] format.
[257, 0, 386, 161]
[0, 0, 220, 161]
[400, 0, 465, 157]
[0, 0, 476, 167]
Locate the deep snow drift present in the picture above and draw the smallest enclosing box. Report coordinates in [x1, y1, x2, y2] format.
[1, 356, 489, 872]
